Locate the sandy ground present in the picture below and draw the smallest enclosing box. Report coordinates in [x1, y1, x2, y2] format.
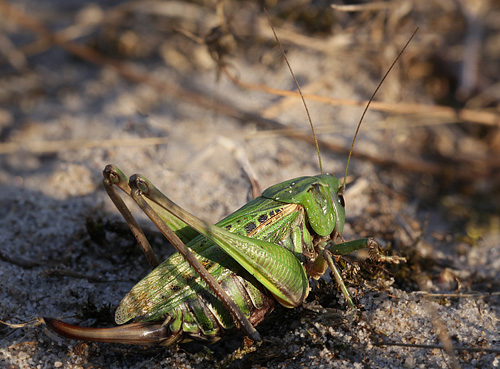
[1, 1, 499, 368]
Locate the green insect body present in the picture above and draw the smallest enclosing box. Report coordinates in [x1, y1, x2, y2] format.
[46, 170, 370, 345]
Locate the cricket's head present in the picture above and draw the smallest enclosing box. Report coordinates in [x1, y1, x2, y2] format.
[262, 174, 345, 238]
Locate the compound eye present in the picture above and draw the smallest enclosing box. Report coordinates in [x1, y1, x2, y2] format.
[338, 194, 345, 208]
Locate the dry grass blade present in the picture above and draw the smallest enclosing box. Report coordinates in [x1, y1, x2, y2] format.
[376, 341, 500, 355]
[222, 66, 500, 127]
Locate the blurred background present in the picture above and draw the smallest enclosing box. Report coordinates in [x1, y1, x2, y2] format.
[1, 1, 499, 368]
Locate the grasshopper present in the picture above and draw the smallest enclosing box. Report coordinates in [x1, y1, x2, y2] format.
[43, 25, 412, 346]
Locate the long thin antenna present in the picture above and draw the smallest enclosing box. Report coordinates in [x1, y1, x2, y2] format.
[265, 9, 323, 174]
[342, 28, 418, 190]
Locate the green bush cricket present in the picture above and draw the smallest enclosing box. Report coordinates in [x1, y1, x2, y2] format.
[42, 24, 413, 346]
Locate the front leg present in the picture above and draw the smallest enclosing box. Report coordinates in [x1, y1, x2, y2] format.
[327, 237, 406, 264]
[321, 237, 406, 308]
